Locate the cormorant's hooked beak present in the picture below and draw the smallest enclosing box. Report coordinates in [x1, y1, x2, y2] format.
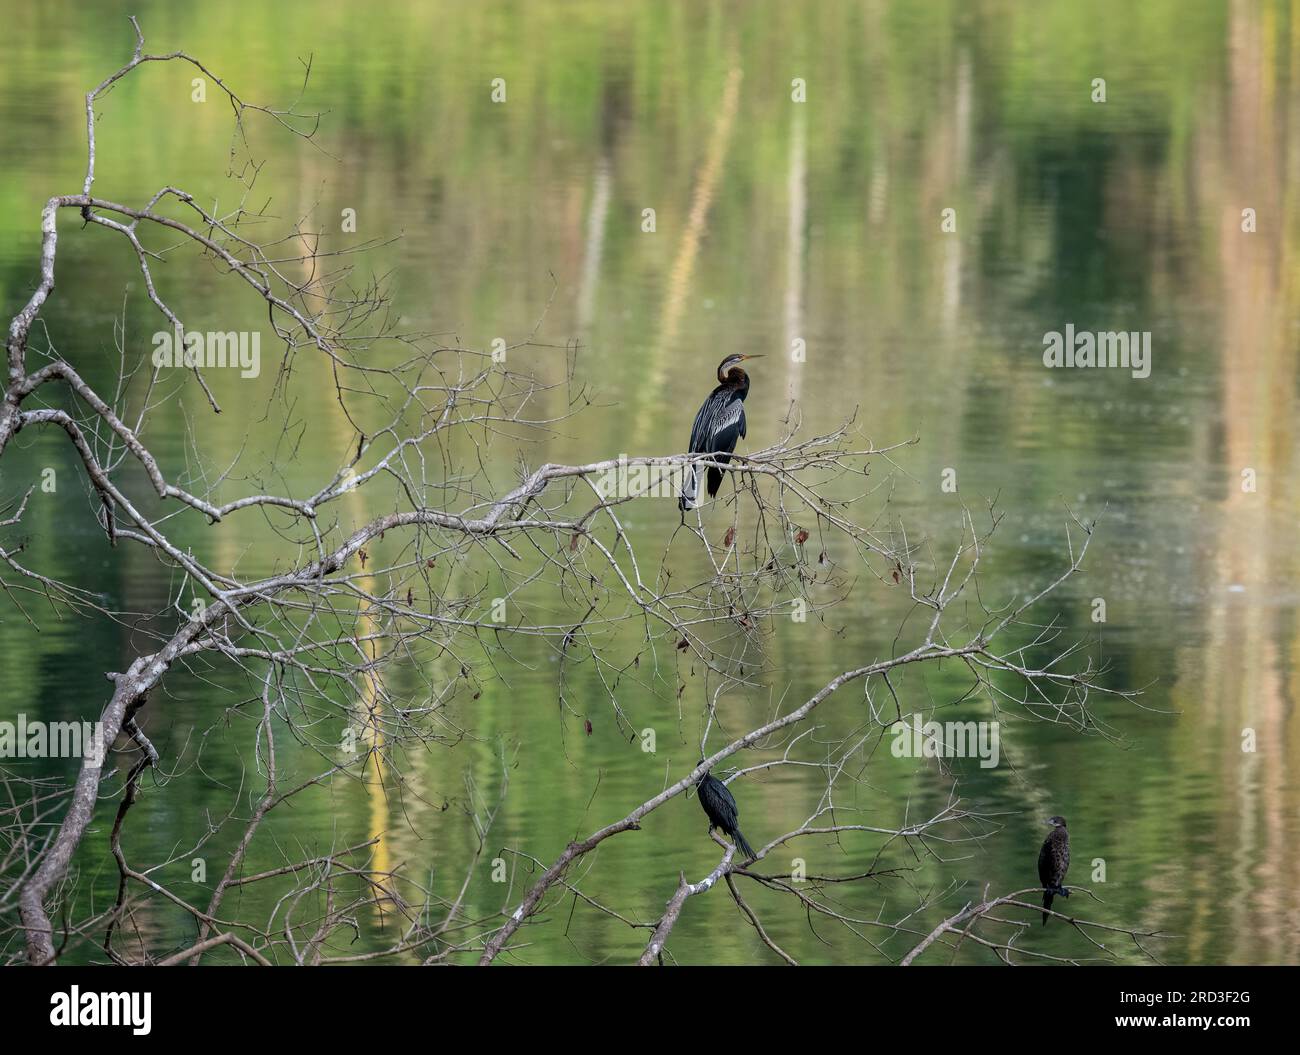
[739, 354, 764, 360]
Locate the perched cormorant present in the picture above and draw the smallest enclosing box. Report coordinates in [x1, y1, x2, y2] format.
[679, 354, 761, 511]
[695, 761, 756, 860]
[1037, 815, 1070, 925]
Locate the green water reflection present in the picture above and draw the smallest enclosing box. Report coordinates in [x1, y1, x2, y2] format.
[1, 0, 1297, 964]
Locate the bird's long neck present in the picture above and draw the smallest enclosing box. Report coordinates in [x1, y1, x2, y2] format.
[719, 367, 749, 395]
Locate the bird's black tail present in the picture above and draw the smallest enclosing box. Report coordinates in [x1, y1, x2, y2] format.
[1042, 889, 1054, 925]
[706, 464, 724, 499]
[732, 828, 756, 861]
[679, 465, 699, 511]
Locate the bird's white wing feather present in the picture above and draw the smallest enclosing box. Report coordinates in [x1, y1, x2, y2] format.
[692, 394, 744, 452]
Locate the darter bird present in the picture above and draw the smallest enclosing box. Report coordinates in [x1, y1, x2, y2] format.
[695, 760, 756, 860]
[678, 354, 761, 512]
[1037, 815, 1070, 925]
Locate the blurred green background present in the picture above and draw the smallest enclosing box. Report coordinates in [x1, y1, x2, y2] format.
[1, 0, 1298, 964]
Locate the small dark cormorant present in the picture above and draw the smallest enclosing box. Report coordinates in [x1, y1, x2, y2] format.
[679, 354, 761, 511]
[695, 760, 756, 860]
[1037, 815, 1070, 925]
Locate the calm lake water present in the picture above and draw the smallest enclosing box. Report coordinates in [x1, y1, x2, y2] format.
[1, 0, 1297, 964]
